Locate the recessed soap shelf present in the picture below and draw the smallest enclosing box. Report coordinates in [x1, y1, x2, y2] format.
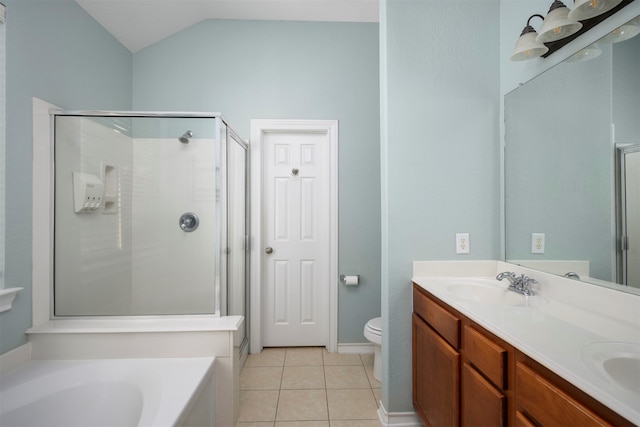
[101, 162, 117, 214]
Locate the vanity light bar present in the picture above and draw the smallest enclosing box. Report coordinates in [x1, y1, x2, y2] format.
[510, 0, 634, 61]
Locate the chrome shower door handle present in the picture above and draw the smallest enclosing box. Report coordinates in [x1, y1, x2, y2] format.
[265, 247, 273, 254]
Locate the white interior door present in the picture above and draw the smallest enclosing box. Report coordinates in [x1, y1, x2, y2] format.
[262, 131, 330, 346]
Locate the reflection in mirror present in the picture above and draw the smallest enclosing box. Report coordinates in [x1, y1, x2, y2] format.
[505, 15, 640, 293]
[616, 144, 639, 286]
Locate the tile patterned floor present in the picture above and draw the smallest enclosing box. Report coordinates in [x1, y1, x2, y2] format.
[237, 347, 382, 427]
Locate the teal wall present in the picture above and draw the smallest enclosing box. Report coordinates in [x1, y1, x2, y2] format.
[1, 1, 132, 354]
[1, 10, 379, 353]
[380, 0, 501, 412]
[132, 19, 381, 344]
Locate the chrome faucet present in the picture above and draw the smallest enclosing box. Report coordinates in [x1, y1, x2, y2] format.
[496, 271, 517, 284]
[563, 272, 580, 280]
[496, 271, 537, 296]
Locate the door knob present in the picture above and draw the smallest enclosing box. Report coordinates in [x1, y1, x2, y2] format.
[265, 247, 273, 254]
[179, 212, 199, 232]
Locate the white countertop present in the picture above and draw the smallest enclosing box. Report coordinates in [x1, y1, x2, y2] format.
[412, 260, 640, 425]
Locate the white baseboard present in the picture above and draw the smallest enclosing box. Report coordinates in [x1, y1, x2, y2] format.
[0, 342, 31, 375]
[377, 400, 422, 427]
[337, 342, 374, 354]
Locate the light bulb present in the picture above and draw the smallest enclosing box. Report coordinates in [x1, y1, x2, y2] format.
[589, 0, 599, 8]
[553, 27, 561, 34]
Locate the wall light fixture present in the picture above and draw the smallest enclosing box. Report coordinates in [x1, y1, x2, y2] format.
[537, 1, 583, 42]
[510, 0, 632, 61]
[510, 15, 550, 61]
[568, 0, 624, 21]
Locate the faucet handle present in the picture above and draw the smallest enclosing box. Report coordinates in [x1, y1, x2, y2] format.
[520, 275, 537, 295]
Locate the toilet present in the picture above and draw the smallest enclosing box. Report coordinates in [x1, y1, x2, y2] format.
[364, 317, 382, 382]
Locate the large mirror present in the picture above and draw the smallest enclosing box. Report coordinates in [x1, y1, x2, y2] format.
[505, 15, 640, 293]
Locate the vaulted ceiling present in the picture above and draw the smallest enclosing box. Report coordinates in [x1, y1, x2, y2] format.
[75, 0, 379, 52]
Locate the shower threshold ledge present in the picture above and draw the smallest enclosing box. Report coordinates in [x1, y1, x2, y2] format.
[26, 315, 244, 334]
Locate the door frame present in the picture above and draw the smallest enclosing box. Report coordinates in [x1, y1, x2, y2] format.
[250, 119, 338, 354]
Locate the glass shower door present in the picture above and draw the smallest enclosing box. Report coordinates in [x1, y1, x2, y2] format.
[53, 114, 221, 316]
[226, 129, 249, 350]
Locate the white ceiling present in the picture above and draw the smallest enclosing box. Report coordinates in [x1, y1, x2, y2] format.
[75, 0, 379, 53]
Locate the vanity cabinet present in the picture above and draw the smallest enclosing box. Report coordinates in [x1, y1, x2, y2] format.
[412, 282, 634, 427]
[413, 284, 508, 427]
[412, 284, 461, 427]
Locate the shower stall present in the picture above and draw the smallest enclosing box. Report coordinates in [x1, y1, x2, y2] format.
[51, 111, 249, 347]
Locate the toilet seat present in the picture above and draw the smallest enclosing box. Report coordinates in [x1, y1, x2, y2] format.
[364, 317, 382, 382]
[365, 317, 382, 335]
[364, 317, 382, 345]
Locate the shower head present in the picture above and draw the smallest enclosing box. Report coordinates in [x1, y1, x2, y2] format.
[179, 130, 193, 143]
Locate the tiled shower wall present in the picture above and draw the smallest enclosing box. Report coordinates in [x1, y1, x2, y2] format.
[130, 136, 217, 314]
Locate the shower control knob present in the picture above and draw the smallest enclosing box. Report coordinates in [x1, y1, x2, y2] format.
[265, 247, 273, 254]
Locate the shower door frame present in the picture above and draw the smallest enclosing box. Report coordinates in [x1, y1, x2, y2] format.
[223, 126, 251, 364]
[48, 110, 234, 319]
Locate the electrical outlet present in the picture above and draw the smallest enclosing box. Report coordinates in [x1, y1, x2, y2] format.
[456, 233, 470, 254]
[531, 233, 545, 254]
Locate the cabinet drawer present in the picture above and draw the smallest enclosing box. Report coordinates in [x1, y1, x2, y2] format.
[464, 325, 507, 389]
[516, 362, 612, 427]
[515, 411, 537, 427]
[413, 284, 460, 349]
[462, 363, 506, 427]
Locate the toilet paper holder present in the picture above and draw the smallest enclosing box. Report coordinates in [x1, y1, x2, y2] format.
[340, 274, 360, 286]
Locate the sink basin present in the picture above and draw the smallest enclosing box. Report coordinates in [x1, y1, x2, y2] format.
[445, 280, 547, 307]
[581, 341, 640, 397]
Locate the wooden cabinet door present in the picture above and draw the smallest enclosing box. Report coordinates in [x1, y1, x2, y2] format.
[413, 313, 460, 427]
[461, 363, 506, 427]
[516, 362, 613, 427]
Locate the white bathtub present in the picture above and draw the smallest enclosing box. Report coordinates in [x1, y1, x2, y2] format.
[0, 357, 215, 427]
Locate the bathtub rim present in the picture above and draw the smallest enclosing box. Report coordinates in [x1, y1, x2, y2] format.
[0, 356, 216, 427]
